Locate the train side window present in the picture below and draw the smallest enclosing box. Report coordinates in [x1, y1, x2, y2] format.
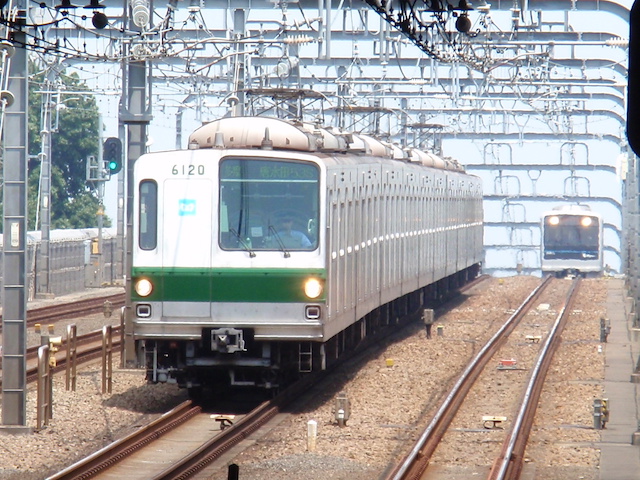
[139, 180, 158, 250]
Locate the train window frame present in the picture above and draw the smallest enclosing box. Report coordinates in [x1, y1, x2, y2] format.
[218, 157, 320, 252]
[139, 180, 158, 250]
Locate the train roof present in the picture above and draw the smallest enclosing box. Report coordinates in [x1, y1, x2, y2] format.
[542, 204, 601, 218]
[187, 116, 464, 172]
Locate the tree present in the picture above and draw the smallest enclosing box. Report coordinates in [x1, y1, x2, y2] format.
[26, 58, 112, 230]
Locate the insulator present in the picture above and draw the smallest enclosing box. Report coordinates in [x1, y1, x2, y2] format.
[605, 37, 629, 47]
[283, 35, 314, 45]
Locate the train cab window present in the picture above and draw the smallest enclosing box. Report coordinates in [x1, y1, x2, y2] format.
[139, 181, 158, 250]
[543, 214, 600, 259]
[219, 158, 320, 252]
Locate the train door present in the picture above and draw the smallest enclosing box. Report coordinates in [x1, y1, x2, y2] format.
[162, 178, 214, 267]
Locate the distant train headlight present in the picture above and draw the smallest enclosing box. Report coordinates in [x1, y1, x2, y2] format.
[548, 216, 560, 226]
[304, 278, 323, 299]
[135, 278, 153, 297]
[580, 216, 593, 227]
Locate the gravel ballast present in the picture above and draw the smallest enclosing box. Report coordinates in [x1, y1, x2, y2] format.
[0, 277, 612, 479]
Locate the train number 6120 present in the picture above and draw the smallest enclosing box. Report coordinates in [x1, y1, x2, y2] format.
[172, 164, 205, 175]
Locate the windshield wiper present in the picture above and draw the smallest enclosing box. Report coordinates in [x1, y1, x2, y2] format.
[229, 228, 256, 257]
[268, 225, 291, 258]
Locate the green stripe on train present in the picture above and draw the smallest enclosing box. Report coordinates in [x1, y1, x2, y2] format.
[131, 267, 326, 303]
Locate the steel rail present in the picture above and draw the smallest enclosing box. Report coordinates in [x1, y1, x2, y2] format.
[45, 368, 318, 480]
[149, 371, 321, 480]
[0, 326, 121, 388]
[488, 276, 582, 480]
[43, 274, 487, 479]
[0, 292, 125, 334]
[146, 278, 495, 480]
[385, 275, 554, 480]
[46, 401, 200, 480]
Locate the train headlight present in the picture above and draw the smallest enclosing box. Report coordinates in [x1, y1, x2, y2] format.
[304, 278, 323, 299]
[548, 216, 560, 226]
[580, 216, 593, 227]
[135, 278, 153, 297]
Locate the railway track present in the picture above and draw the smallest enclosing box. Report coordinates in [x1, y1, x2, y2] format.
[0, 292, 125, 335]
[42, 276, 492, 480]
[385, 275, 582, 480]
[46, 369, 322, 480]
[488, 278, 581, 480]
[0, 292, 124, 388]
[0, 326, 122, 389]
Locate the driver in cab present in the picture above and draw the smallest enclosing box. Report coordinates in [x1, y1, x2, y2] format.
[273, 215, 312, 249]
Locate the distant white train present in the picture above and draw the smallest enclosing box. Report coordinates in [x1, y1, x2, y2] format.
[540, 204, 603, 277]
[129, 116, 484, 396]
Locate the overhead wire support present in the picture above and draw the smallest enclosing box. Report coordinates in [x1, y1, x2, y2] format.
[363, 0, 474, 61]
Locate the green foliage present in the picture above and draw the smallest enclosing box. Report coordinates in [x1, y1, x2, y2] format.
[25, 58, 112, 230]
[27, 164, 111, 229]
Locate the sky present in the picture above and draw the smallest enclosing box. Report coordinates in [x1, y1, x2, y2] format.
[49, 0, 632, 274]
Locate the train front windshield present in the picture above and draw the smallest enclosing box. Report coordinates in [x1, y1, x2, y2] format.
[219, 158, 320, 251]
[543, 215, 600, 259]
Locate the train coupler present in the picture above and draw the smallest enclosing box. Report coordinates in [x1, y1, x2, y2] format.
[210, 327, 246, 353]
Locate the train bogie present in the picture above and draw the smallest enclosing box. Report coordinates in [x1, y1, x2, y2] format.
[130, 116, 483, 393]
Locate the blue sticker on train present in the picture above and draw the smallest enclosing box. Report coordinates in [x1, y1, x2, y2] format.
[178, 199, 196, 216]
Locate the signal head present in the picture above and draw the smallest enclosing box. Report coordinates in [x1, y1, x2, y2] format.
[103, 137, 123, 174]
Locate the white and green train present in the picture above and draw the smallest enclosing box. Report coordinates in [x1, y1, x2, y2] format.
[131, 116, 484, 394]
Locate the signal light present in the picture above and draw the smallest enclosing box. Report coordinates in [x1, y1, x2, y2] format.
[108, 159, 119, 171]
[103, 137, 122, 175]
